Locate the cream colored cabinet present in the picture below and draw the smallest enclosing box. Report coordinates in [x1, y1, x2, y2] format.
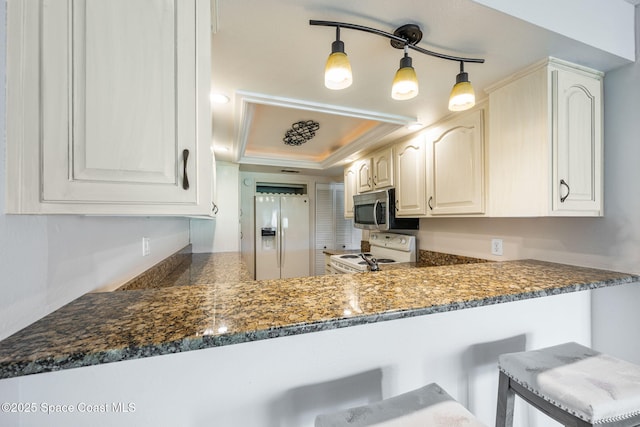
[394, 135, 427, 217]
[487, 58, 603, 217]
[355, 147, 394, 193]
[6, 0, 213, 215]
[426, 108, 485, 216]
[356, 159, 373, 193]
[371, 147, 394, 189]
[343, 164, 358, 218]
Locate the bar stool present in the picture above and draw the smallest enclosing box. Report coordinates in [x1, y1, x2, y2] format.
[496, 342, 640, 427]
[315, 382, 487, 427]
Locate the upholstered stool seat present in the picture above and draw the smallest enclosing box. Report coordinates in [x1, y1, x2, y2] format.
[496, 342, 640, 426]
[315, 382, 486, 427]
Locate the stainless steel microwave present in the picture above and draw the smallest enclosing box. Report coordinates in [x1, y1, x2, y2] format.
[353, 188, 419, 231]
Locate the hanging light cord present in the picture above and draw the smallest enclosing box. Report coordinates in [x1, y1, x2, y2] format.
[310, 20, 485, 65]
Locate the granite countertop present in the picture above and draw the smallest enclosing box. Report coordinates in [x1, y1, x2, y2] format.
[0, 259, 637, 379]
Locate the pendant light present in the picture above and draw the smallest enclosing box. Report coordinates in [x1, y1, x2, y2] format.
[324, 26, 353, 90]
[448, 62, 476, 111]
[391, 45, 419, 100]
[310, 20, 484, 106]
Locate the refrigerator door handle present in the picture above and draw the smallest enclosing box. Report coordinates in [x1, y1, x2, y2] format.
[281, 226, 285, 269]
[275, 225, 281, 269]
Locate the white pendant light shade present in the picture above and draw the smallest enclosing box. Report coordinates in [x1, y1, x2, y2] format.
[391, 49, 418, 100]
[325, 51, 352, 90]
[448, 81, 475, 111]
[324, 37, 352, 90]
[448, 64, 476, 111]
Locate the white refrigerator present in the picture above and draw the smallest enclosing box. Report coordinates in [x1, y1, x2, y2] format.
[255, 195, 310, 280]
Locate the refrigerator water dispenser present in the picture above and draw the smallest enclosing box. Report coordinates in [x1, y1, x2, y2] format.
[261, 227, 276, 250]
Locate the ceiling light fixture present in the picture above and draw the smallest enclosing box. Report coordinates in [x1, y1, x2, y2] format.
[448, 62, 476, 111]
[310, 20, 484, 111]
[210, 93, 230, 105]
[324, 26, 353, 90]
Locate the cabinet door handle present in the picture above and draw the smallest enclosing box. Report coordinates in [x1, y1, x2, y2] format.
[182, 149, 190, 190]
[560, 179, 570, 203]
[428, 196, 433, 210]
[395, 200, 399, 211]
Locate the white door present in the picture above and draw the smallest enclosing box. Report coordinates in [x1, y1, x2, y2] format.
[357, 160, 373, 193]
[552, 68, 602, 214]
[280, 197, 310, 279]
[344, 166, 357, 218]
[372, 147, 394, 189]
[255, 196, 280, 280]
[395, 136, 427, 217]
[41, 0, 207, 206]
[428, 110, 485, 215]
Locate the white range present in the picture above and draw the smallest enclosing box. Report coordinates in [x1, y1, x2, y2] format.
[329, 232, 416, 274]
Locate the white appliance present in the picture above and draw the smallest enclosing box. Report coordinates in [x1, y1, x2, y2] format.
[329, 232, 416, 274]
[255, 195, 310, 280]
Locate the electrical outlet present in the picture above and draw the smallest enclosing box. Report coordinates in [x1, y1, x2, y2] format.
[142, 237, 150, 256]
[491, 238, 503, 256]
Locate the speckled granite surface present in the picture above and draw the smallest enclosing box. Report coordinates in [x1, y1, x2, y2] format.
[419, 250, 489, 267]
[0, 260, 637, 379]
[116, 246, 192, 291]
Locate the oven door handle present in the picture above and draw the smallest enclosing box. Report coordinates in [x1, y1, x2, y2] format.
[373, 200, 380, 230]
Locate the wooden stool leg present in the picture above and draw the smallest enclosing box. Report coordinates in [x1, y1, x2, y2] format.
[496, 371, 515, 427]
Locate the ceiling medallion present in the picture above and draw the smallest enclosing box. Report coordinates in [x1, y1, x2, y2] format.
[283, 120, 320, 146]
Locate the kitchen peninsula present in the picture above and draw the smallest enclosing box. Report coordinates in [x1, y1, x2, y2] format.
[0, 257, 636, 379]
[0, 256, 637, 426]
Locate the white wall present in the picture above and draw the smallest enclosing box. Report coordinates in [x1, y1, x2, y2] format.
[416, 6, 640, 363]
[189, 161, 240, 253]
[472, 0, 636, 61]
[0, 2, 191, 340]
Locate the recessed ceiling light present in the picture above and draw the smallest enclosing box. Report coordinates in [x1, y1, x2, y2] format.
[210, 93, 230, 104]
[407, 122, 423, 131]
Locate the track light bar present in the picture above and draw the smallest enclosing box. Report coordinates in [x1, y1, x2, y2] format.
[310, 19, 485, 110]
[309, 20, 485, 64]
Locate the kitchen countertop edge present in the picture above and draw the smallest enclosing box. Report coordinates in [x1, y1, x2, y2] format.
[1, 263, 637, 380]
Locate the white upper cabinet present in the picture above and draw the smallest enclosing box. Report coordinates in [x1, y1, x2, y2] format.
[356, 159, 373, 193]
[552, 68, 602, 214]
[371, 146, 394, 190]
[6, 0, 213, 215]
[355, 146, 394, 193]
[487, 58, 603, 217]
[394, 135, 427, 217]
[426, 108, 485, 216]
[343, 164, 357, 218]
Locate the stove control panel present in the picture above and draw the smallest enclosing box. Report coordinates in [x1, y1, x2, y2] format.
[369, 232, 415, 252]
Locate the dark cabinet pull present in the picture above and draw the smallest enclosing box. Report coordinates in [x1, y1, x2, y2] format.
[428, 196, 433, 210]
[560, 179, 570, 203]
[211, 202, 219, 214]
[182, 149, 190, 190]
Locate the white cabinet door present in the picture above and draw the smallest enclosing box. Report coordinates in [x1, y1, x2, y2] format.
[343, 165, 357, 218]
[487, 58, 603, 217]
[427, 109, 485, 215]
[394, 135, 427, 217]
[356, 159, 373, 193]
[372, 147, 394, 189]
[6, 0, 212, 215]
[552, 68, 602, 214]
